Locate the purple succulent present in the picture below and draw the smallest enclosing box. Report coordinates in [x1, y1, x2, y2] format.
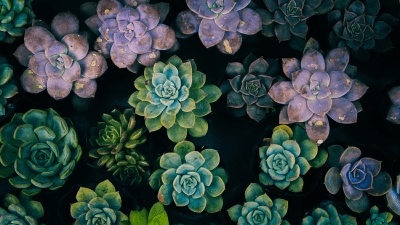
[386, 86, 400, 124]
[84, 0, 177, 70]
[13, 12, 108, 100]
[175, 0, 262, 54]
[268, 47, 368, 144]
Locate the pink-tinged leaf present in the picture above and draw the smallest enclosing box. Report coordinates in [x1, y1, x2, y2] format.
[137, 4, 160, 31]
[307, 97, 332, 116]
[292, 69, 311, 93]
[45, 63, 63, 77]
[328, 71, 352, 98]
[110, 44, 137, 68]
[63, 62, 82, 82]
[327, 98, 358, 124]
[13, 44, 33, 67]
[73, 78, 97, 98]
[386, 105, 400, 124]
[343, 79, 368, 101]
[94, 37, 113, 56]
[282, 58, 300, 79]
[80, 51, 108, 79]
[62, 34, 89, 61]
[216, 31, 242, 55]
[198, 19, 225, 48]
[128, 33, 152, 54]
[232, 0, 252, 11]
[28, 52, 48, 77]
[325, 47, 349, 72]
[175, 10, 202, 35]
[287, 95, 314, 122]
[339, 146, 361, 166]
[24, 26, 56, 53]
[149, 24, 176, 50]
[305, 114, 330, 145]
[237, 8, 262, 35]
[97, 0, 122, 22]
[137, 50, 160, 66]
[215, 11, 240, 32]
[45, 41, 68, 64]
[388, 86, 400, 105]
[301, 49, 325, 73]
[99, 19, 119, 42]
[113, 32, 130, 46]
[268, 81, 297, 104]
[46, 76, 73, 100]
[324, 167, 342, 194]
[51, 12, 80, 39]
[20, 69, 47, 93]
[85, 15, 102, 36]
[227, 91, 245, 108]
[116, 6, 139, 22]
[279, 105, 292, 124]
[186, 0, 206, 15]
[310, 71, 330, 86]
[367, 172, 392, 196]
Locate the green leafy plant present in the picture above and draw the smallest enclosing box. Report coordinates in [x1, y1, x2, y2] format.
[0, 108, 82, 196]
[0, 57, 18, 116]
[149, 140, 228, 213]
[259, 124, 327, 192]
[227, 183, 290, 225]
[0, 193, 44, 224]
[302, 202, 357, 224]
[366, 205, 396, 225]
[70, 179, 129, 225]
[128, 55, 222, 142]
[129, 202, 169, 225]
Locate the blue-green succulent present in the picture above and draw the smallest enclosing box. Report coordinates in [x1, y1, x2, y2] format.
[0, 57, 18, 116]
[0, 193, 44, 225]
[302, 202, 357, 224]
[366, 205, 396, 225]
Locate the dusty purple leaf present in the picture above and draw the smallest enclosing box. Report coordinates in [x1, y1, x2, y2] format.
[128, 33, 152, 54]
[80, 51, 108, 79]
[307, 97, 332, 116]
[268, 81, 297, 104]
[388, 86, 400, 105]
[287, 95, 313, 122]
[237, 8, 262, 35]
[20, 69, 47, 93]
[325, 47, 349, 72]
[116, 6, 139, 22]
[232, 0, 252, 11]
[339, 146, 362, 166]
[343, 79, 368, 101]
[110, 44, 137, 68]
[137, 50, 160, 66]
[113, 32, 130, 46]
[85, 15, 102, 35]
[46, 61, 81, 82]
[99, 19, 119, 42]
[247, 104, 266, 122]
[345, 193, 370, 213]
[216, 31, 242, 55]
[14, 44, 34, 67]
[279, 105, 292, 124]
[310, 71, 330, 86]
[198, 19, 225, 48]
[367, 172, 392, 196]
[137, 4, 160, 31]
[305, 114, 330, 144]
[73, 78, 97, 98]
[324, 167, 342, 194]
[97, 0, 122, 22]
[328, 71, 352, 98]
[123, 0, 150, 7]
[387, 105, 400, 124]
[292, 69, 311, 93]
[24, 26, 56, 53]
[45, 41, 68, 63]
[175, 10, 202, 35]
[51, 12, 80, 39]
[28, 52, 48, 77]
[282, 58, 300, 79]
[62, 34, 89, 61]
[149, 24, 176, 50]
[215, 11, 240, 32]
[327, 98, 358, 124]
[343, 184, 364, 200]
[94, 36, 113, 56]
[227, 91, 245, 108]
[47, 76, 73, 100]
[186, 0, 207, 15]
[153, 2, 170, 23]
[301, 49, 325, 73]
[198, 4, 219, 19]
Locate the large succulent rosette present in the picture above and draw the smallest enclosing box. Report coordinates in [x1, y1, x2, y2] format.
[0, 193, 44, 224]
[268, 47, 368, 144]
[0, 57, 18, 116]
[13, 12, 108, 100]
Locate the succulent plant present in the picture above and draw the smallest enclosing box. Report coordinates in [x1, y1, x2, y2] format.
[386, 174, 400, 217]
[222, 53, 281, 122]
[259, 125, 327, 192]
[301, 202, 357, 225]
[70, 179, 129, 225]
[0, 57, 18, 116]
[128, 55, 222, 143]
[227, 183, 290, 225]
[149, 141, 228, 213]
[83, 0, 177, 71]
[13, 12, 108, 100]
[366, 205, 396, 225]
[129, 202, 169, 225]
[0, 108, 82, 196]
[268, 43, 368, 144]
[175, 0, 262, 54]
[386, 86, 400, 124]
[0, 0, 35, 43]
[0, 193, 44, 225]
[324, 145, 392, 213]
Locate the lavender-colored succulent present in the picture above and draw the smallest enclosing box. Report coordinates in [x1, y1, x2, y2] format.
[83, 0, 177, 71]
[268, 45, 368, 144]
[386, 86, 400, 124]
[13, 12, 108, 100]
[175, 0, 262, 54]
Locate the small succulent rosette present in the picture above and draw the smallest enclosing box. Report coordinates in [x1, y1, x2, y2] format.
[0, 57, 18, 116]
[221, 53, 282, 122]
[82, 0, 177, 72]
[149, 141, 228, 213]
[386, 86, 400, 124]
[128, 55, 221, 143]
[268, 39, 368, 144]
[13, 12, 108, 100]
[0, 108, 82, 196]
[0, 193, 44, 224]
[174, 0, 262, 54]
[129, 202, 169, 225]
[366, 205, 396, 225]
[70, 179, 129, 225]
[324, 145, 392, 213]
[0, 0, 35, 43]
[227, 183, 289, 225]
[301, 202, 357, 225]
[259, 125, 327, 192]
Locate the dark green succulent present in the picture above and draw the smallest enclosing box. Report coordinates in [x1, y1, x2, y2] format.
[366, 205, 396, 225]
[0, 193, 44, 225]
[0, 57, 18, 116]
[302, 202, 357, 225]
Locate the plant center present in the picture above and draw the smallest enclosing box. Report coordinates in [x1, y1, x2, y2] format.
[246, 80, 261, 95]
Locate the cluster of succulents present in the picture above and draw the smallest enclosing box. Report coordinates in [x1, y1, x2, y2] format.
[174, 0, 262, 54]
[227, 183, 290, 225]
[128, 55, 221, 143]
[129, 202, 169, 225]
[301, 202, 356, 225]
[0, 57, 18, 116]
[149, 140, 228, 213]
[259, 125, 327, 192]
[0, 108, 82, 196]
[386, 86, 400, 124]
[0, 193, 44, 224]
[366, 205, 396, 225]
[13, 12, 108, 100]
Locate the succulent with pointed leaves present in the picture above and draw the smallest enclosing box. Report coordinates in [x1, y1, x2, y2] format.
[0, 57, 18, 116]
[301, 202, 357, 225]
[0, 108, 82, 196]
[149, 141, 228, 213]
[386, 86, 400, 124]
[366, 205, 396, 225]
[0, 193, 44, 225]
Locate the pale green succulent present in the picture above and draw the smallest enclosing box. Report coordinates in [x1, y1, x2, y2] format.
[0, 193, 44, 225]
[129, 202, 169, 225]
[366, 205, 396, 225]
[0, 57, 18, 116]
[301, 203, 357, 225]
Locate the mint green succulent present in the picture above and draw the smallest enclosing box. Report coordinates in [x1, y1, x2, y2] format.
[301, 203, 357, 225]
[0, 108, 82, 196]
[128, 55, 222, 143]
[227, 183, 290, 225]
[129, 202, 169, 225]
[0, 57, 18, 116]
[149, 140, 228, 213]
[0, 193, 44, 225]
[259, 125, 327, 192]
[366, 205, 396, 225]
[70, 179, 129, 225]
[0, 0, 35, 43]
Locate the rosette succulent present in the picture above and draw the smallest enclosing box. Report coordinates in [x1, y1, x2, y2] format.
[0, 108, 82, 196]
[70, 179, 129, 225]
[0, 57, 18, 116]
[0, 0, 35, 43]
[386, 86, 400, 124]
[268, 44, 368, 144]
[13, 12, 108, 100]
[149, 141, 228, 213]
[129, 202, 169, 225]
[259, 125, 327, 192]
[128, 55, 222, 143]
[83, 0, 177, 71]
[324, 145, 392, 213]
[175, 0, 262, 54]
[227, 183, 289, 225]
[301, 202, 357, 225]
[366, 205, 396, 225]
[0, 193, 44, 225]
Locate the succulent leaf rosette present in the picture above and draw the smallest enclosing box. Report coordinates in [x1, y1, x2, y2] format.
[386, 86, 400, 124]
[301, 202, 357, 225]
[366, 205, 396, 225]
[0, 57, 18, 116]
[0, 193, 44, 225]
[386, 175, 400, 217]
[324, 145, 392, 213]
[227, 183, 290, 225]
[268, 45, 368, 144]
[70, 179, 129, 225]
[175, 0, 262, 54]
[13, 12, 108, 100]
[149, 141, 228, 213]
[128, 55, 221, 143]
[0, 108, 82, 196]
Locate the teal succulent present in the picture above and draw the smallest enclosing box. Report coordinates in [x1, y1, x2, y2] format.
[129, 202, 169, 225]
[128, 55, 222, 142]
[0, 0, 35, 43]
[149, 140, 228, 213]
[0, 108, 82, 196]
[366, 205, 396, 225]
[227, 183, 290, 225]
[0, 57, 18, 116]
[259, 125, 327, 192]
[301, 202, 357, 225]
[0, 193, 44, 225]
